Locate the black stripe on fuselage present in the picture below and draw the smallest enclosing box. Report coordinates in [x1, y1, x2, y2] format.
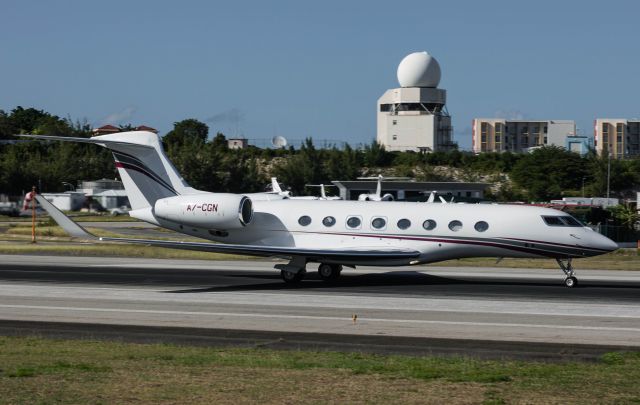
[287, 230, 606, 258]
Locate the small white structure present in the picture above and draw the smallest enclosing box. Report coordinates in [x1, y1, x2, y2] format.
[549, 197, 619, 207]
[228, 138, 248, 149]
[41, 192, 86, 211]
[377, 52, 454, 152]
[93, 189, 129, 210]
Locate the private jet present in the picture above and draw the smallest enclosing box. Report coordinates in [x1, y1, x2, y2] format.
[23, 131, 618, 287]
[357, 175, 397, 201]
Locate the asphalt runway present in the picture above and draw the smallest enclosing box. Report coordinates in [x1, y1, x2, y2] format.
[0, 254, 639, 359]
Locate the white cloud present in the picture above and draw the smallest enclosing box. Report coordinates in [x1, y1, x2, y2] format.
[494, 109, 527, 120]
[205, 108, 244, 125]
[99, 106, 137, 126]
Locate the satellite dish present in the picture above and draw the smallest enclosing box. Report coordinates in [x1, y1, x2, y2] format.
[272, 135, 288, 148]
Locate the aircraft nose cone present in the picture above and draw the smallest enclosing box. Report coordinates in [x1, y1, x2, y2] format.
[597, 234, 618, 252]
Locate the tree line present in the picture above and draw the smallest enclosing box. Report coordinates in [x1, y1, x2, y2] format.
[1, 106, 639, 203]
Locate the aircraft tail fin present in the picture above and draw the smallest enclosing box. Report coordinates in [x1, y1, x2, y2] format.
[271, 177, 282, 193]
[20, 132, 196, 211]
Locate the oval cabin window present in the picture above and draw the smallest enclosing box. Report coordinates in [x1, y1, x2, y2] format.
[371, 217, 386, 229]
[474, 221, 489, 232]
[322, 216, 336, 227]
[448, 220, 463, 232]
[346, 216, 361, 229]
[422, 219, 437, 231]
[298, 216, 312, 226]
[397, 219, 411, 230]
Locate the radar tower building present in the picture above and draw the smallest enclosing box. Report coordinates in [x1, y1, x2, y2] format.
[377, 52, 454, 152]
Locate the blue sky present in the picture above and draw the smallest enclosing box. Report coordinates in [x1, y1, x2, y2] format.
[1, 0, 639, 149]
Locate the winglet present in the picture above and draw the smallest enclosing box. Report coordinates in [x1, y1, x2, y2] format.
[35, 195, 97, 240]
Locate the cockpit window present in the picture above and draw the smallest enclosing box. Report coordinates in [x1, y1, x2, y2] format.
[542, 216, 564, 226]
[560, 216, 583, 227]
[542, 215, 583, 227]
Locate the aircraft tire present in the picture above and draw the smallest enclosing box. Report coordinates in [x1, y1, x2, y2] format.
[281, 269, 304, 283]
[564, 276, 578, 288]
[318, 263, 342, 281]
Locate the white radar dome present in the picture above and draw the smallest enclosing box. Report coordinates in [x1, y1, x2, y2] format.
[397, 51, 441, 88]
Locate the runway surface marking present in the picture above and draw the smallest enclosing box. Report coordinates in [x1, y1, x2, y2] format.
[0, 283, 639, 318]
[2, 303, 640, 333]
[1, 256, 639, 346]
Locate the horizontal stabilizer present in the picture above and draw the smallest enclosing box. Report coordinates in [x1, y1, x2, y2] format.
[35, 195, 97, 240]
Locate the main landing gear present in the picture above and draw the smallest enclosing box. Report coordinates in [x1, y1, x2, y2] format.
[275, 258, 344, 284]
[275, 256, 307, 284]
[556, 258, 578, 288]
[317, 263, 342, 281]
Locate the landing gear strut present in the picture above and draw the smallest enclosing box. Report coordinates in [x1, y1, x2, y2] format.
[318, 263, 342, 281]
[275, 256, 307, 284]
[556, 258, 578, 288]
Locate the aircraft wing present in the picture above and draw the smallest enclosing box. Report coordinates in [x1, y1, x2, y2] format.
[35, 195, 420, 261]
[99, 236, 421, 261]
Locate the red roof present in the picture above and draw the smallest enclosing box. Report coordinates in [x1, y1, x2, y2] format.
[135, 125, 158, 133]
[92, 125, 120, 134]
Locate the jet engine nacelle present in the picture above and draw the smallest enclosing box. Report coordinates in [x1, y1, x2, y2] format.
[154, 194, 253, 229]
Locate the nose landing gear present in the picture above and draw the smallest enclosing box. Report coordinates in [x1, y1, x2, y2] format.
[556, 258, 578, 288]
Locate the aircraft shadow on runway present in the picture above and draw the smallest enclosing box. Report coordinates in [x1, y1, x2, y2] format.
[166, 271, 640, 300]
[1, 264, 638, 300]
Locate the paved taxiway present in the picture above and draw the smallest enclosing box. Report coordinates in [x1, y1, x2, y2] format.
[0, 254, 639, 354]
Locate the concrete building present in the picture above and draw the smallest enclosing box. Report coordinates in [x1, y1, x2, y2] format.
[331, 180, 487, 201]
[566, 135, 592, 156]
[472, 119, 576, 153]
[76, 178, 125, 197]
[93, 189, 129, 210]
[41, 192, 86, 211]
[594, 119, 640, 159]
[377, 52, 455, 152]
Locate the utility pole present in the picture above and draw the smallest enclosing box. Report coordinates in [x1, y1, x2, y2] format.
[606, 149, 611, 208]
[31, 186, 36, 244]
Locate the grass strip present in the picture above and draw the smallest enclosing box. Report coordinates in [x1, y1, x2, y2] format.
[0, 336, 639, 404]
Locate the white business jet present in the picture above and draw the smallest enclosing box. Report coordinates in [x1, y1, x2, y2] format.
[23, 131, 618, 287]
[357, 175, 397, 201]
[306, 184, 341, 200]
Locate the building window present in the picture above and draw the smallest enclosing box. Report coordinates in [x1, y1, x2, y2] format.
[392, 120, 397, 125]
[392, 134, 397, 141]
[422, 219, 437, 231]
[346, 216, 362, 229]
[371, 217, 387, 230]
[448, 220, 463, 231]
[543, 126, 548, 133]
[380, 104, 392, 112]
[495, 135, 500, 143]
[397, 219, 411, 230]
[322, 216, 336, 227]
[533, 126, 540, 134]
